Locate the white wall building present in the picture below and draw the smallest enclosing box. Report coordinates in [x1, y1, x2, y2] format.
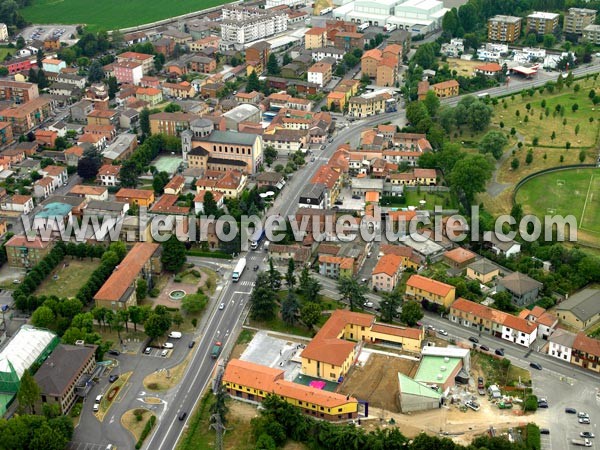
[548, 329, 576, 362]
[0, 23, 8, 41]
[265, 0, 304, 8]
[221, 6, 288, 47]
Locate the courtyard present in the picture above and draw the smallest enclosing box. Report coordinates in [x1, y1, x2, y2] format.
[35, 258, 101, 298]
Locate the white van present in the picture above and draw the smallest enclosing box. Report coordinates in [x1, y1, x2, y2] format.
[95, 394, 103, 403]
[168, 331, 182, 339]
[93, 403, 100, 412]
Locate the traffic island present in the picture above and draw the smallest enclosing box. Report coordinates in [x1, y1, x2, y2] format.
[143, 352, 193, 391]
[95, 371, 133, 422]
[121, 408, 156, 445]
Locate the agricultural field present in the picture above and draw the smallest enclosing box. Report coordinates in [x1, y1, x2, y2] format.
[21, 0, 229, 31]
[446, 58, 483, 77]
[515, 168, 600, 243]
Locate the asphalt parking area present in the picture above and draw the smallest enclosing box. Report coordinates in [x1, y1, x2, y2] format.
[540, 433, 551, 450]
[69, 442, 108, 450]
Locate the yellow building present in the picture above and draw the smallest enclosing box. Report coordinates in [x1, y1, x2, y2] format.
[326, 91, 346, 111]
[466, 259, 500, 284]
[333, 79, 360, 103]
[406, 274, 456, 308]
[222, 359, 359, 420]
[301, 310, 424, 382]
[115, 188, 155, 207]
[432, 79, 459, 98]
[304, 27, 327, 49]
[347, 92, 391, 118]
[136, 87, 163, 106]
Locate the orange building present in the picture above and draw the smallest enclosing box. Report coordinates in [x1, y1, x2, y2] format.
[115, 188, 155, 207]
[432, 79, 459, 98]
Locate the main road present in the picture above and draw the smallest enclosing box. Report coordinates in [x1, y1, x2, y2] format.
[144, 112, 401, 450]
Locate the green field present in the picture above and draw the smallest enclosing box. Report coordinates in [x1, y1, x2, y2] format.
[515, 168, 600, 236]
[21, 0, 229, 31]
[35, 258, 100, 298]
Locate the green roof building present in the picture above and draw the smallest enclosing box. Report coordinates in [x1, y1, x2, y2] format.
[398, 373, 442, 413]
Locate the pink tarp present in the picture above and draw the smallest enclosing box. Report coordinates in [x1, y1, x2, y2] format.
[309, 380, 326, 390]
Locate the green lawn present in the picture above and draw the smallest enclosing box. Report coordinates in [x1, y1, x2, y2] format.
[35, 258, 100, 298]
[0, 47, 15, 61]
[404, 190, 457, 209]
[22, 0, 231, 31]
[515, 168, 600, 235]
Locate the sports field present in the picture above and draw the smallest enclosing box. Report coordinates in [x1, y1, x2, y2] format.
[515, 168, 600, 236]
[21, 0, 230, 31]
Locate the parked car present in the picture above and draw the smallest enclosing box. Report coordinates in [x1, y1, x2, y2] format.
[529, 362, 542, 370]
[163, 342, 174, 349]
[480, 345, 489, 351]
[538, 401, 548, 408]
[468, 336, 479, 343]
[144, 347, 152, 355]
[438, 329, 448, 336]
[465, 400, 480, 411]
[495, 348, 505, 356]
[540, 429, 550, 435]
[161, 349, 168, 357]
[108, 374, 119, 383]
[107, 349, 120, 356]
[579, 417, 591, 424]
[565, 408, 577, 414]
[93, 403, 100, 412]
[363, 301, 374, 308]
[580, 432, 595, 438]
[168, 331, 182, 339]
[579, 412, 590, 419]
[188, 341, 195, 348]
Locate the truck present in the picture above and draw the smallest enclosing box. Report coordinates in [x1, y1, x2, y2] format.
[250, 228, 266, 250]
[232, 257, 246, 282]
[358, 22, 370, 32]
[384, 23, 397, 32]
[571, 438, 592, 447]
[211, 341, 222, 359]
[497, 401, 513, 409]
[320, 6, 332, 15]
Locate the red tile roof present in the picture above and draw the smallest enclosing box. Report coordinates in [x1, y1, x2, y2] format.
[5, 234, 51, 249]
[407, 274, 454, 297]
[573, 333, 600, 357]
[444, 247, 477, 264]
[372, 254, 402, 276]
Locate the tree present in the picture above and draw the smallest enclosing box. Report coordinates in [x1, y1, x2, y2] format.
[282, 52, 292, 65]
[136, 279, 148, 301]
[267, 53, 280, 75]
[267, 258, 282, 291]
[300, 302, 321, 330]
[17, 369, 41, 414]
[543, 34, 556, 49]
[406, 101, 429, 126]
[164, 103, 181, 113]
[493, 291, 515, 313]
[77, 146, 103, 180]
[281, 291, 299, 326]
[250, 272, 278, 321]
[152, 171, 170, 194]
[246, 70, 261, 93]
[466, 101, 492, 131]
[87, 60, 105, 83]
[511, 203, 523, 225]
[16, 36, 25, 49]
[457, 2, 477, 32]
[172, 312, 184, 328]
[478, 130, 508, 160]
[144, 311, 172, 340]
[399, 301, 423, 326]
[128, 305, 144, 332]
[449, 154, 494, 205]
[263, 145, 278, 166]
[181, 293, 207, 314]
[526, 150, 533, 165]
[579, 150, 586, 162]
[412, 43, 436, 69]
[380, 289, 402, 323]
[285, 258, 296, 289]
[31, 306, 55, 329]
[139, 108, 151, 136]
[161, 235, 187, 272]
[511, 158, 520, 170]
[337, 276, 367, 311]
[442, 9, 459, 36]
[304, 278, 321, 303]
[423, 90, 440, 117]
[523, 395, 538, 412]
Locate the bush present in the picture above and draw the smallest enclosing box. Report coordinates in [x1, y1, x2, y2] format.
[525, 423, 541, 450]
[136, 415, 156, 449]
[149, 288, 160, 297]
[174, 275, 183, 282]
[186, 250, 232, 259]
[70, 403, 82, 418]
[523, 394, 538, 412]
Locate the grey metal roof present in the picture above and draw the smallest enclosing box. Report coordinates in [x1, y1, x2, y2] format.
[34, 344, 96, 397]
[556, 289, 600, 322]
[203, 130, 259, 146]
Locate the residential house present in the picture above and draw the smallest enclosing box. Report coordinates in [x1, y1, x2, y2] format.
[188, 55, 217, 74]
[195, 170, 247, 199]
[564, 8, 596, 37]
[34, 129, 57, 147]
[487, 15, 521, 43]
[194, 190, 224, 215]
[432, 80, 459, 98]
[0, 194, 33, 214]
[190, 36, 221, 52]
[474, 62, 502, 76]
[34, 344, 96, 414]
[41, 165, 68, 186]
[449, 297, 538, 348]
[116, 52, 155, 75]
[405, 274, 455, 308]
[526, 11, 559, 35]
[312, 47, 344, 62]
[42, 58, 66, 73]
[519, 306, 557, 340]
[70, 100, 94, 123]
[583, 24, 600, 44]
[0, 80, 39, 104]
[87, 109, 119, 126]
[149, 194, 190, 215]
[372, 254, 403, 292]
[310, 165, 341, 208]
[268, 244, 311, 266]
[115, 188, 155, 207]
[113, 61, 144, 85]
[162, 82, 195, 99]
[255, 171, 285, 189]
[0, 146, 24, 168]
[5, 234, 53, 268]
[68, 185, 108, 202]
[101, 134, 138, 162]
[93, 243, 161, 311]
[333, 32, 363, 52]
[571, 332, 600, 373]
[307, 62, 332, 88]
[548, 328, 576, 362]
[347, 92, 392, 118]
[555, 288, 600, 330]
[96, 164, 121, 186]
[466, 259, 500, 284]
[84, 200, 128, 219]
[443, 247, 477, 272]
[164, 175, 186, 195]
[484, 232, 521, 257]
[245, 41, 271, 75]
[379, 244, 420, 271]
[305, 27, 328, 49]
[0, 97, 54, 134]
[496, 272, 543, 306]
[136, 87, 163, 106]
[298, 183, 326, 210]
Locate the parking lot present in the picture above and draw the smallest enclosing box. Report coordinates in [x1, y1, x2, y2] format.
[69, 442, 111, 450]
[18, 25, 78, 44]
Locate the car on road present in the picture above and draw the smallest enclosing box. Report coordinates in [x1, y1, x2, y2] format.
[95, 394, 103, 403]
[468, 336, 479, 343]
[108, 375, 119, 383]
[480, 345, 489, 351]
[580, 432, 595, 438]
[188, 341, 195, 348]
[540, 428, 550, 435]
[529, 362, 542, 370]
[566, 408, 577, 414]
[438, 329, 448, 336]
[363, 301, 374, 308]
[144, 347, 152, 355]
[179, 411, 187, 421]
[334, 200, 343, 205]
[538, 400, 548, 408]
[163, 342, 174, 349]
[495, 348, 505, 356]
[579, 417, 591, 424]
[93, 403, 100, 412]
[107, 349, 120, 356]
[219, 303, 225, 310]
[427, 325, 436, 331]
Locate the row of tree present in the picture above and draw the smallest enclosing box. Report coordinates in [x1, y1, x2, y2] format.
[250, 394, 540, 450]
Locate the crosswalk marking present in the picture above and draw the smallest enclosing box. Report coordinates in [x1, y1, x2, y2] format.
[240, 281, 255, 287]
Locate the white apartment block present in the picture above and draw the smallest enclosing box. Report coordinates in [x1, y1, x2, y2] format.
[265, 0, 305, 8]
[0, 23, 8, 41]
[221, 6, 288, 45]
[583, 24, 600, 45]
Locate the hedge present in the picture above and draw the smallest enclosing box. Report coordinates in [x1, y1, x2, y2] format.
[186, 250, 233, 259]
[135, 414, 156, 449]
